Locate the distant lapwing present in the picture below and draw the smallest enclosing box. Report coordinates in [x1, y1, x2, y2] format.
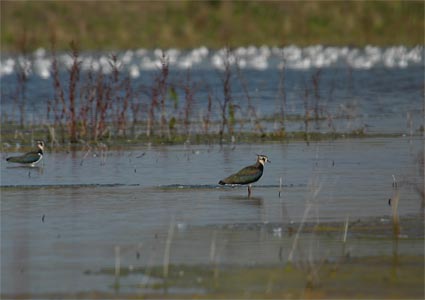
[6, 141, 45, 166]
[219, 154, 270, 197]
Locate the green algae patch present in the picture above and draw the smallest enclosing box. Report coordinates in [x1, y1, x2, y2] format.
[0, 120, 409, 152]
[84, 255, 423, 299]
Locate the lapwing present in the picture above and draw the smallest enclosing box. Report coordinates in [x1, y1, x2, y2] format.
[6, 141, 45, 166]
[219, 154, 270, 197]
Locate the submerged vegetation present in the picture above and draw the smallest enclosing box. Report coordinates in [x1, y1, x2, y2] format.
[88, 255, 424, 299]
[77, 215, 425, 298]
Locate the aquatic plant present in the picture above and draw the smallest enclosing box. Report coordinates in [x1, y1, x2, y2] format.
[218, 48, 234, 140]
[182, 69, 198, 138]
[49, 42, 141, 142]
[67, 41, 80, 143]
[310, 69, 320, 120]
[4, 42, 422, 148]
[14, 30, 30, 128]
[144, 53, 170, 138]
[235, 58, 263, 135]
[275, 53, 287, 135]
[302, 80, 311, 143]
[202, 92, 213, 135]
[158, 53, 170, 138]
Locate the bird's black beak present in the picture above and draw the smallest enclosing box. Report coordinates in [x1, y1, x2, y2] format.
[267, 159, 271, 163]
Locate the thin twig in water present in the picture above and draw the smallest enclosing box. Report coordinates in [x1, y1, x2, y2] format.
[287, 219, 306, 263]
[343, 215, 349, 244]
[47, 125, 59, 149]
[99, 143, 108, 165]
[341, 215, 350, 258]
[392, 174, 398, 189]
[391, 189, 400, 237]
[288, 181, 322, 263]
[390, 187, 401, 279]
[114, 245, 120, 290]
[279, 176, 283, 198]
[209, 231, 217, 264]
[80, 145, 92, 166]
[163, 220, 175, 279]
[209, 231, 221, 284]
[114, 245, 120, 277]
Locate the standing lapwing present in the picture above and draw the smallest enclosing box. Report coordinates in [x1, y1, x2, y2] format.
[219, 154, 270, 197]
[6, 141, 45, 166]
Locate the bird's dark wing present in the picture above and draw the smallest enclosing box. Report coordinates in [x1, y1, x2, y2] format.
[6, 151, 41, 164]
[220, 165, 263, 185]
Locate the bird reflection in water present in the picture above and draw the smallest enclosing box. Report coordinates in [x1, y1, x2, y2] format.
[219, 195, 263, 206]
[6, 165, 44, 177]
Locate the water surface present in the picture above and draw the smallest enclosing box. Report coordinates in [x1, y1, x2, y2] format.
[1, 137, 423, 297]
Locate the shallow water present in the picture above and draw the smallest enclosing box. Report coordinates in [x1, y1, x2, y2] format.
[1, 137, 424, 296]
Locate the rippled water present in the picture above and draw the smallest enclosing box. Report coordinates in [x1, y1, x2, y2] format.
[1, 137, 423, 296]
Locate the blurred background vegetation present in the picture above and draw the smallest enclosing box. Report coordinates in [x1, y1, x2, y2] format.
[1, 0, 424, 52]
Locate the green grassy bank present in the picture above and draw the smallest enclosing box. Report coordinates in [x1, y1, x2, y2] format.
[1, 1, 424, 52]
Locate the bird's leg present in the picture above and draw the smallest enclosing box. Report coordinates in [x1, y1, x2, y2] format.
[248, 184, 252, 198]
